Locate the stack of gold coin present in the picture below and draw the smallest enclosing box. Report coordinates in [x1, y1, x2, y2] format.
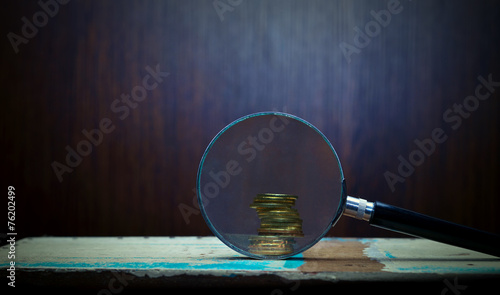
[248, 193, 304, 256]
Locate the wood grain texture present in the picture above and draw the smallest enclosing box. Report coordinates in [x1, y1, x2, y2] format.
[1, 0, 499, 239]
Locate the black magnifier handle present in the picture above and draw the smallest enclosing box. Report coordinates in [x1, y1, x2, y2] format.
[344, 196, 500, 257]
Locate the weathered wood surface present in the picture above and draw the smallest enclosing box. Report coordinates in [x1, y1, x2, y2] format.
[1, 236, 499, 292]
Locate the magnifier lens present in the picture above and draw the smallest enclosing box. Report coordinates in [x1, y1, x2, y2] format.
[197, 112, 344, 259]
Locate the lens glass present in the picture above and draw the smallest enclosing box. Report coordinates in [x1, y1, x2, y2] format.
[197, 113, 344, 259]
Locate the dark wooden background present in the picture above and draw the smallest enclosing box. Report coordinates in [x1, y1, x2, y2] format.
[2, 0, 499, 242]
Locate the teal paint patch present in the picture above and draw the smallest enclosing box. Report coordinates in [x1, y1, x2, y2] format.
[359, 238, 379, 244]
[320, 237, 352, 242]
[283, 254, 304, 269]
[13, 257, 305, 272]
[384, 251, 396, 259]
[396, 266, 500, 273]
[15, 261, 189, 269]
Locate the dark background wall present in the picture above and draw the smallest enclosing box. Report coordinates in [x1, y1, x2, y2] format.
[2, 0, 499, 242]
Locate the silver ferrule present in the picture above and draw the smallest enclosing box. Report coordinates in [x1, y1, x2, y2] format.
[344, 196, 374, 221]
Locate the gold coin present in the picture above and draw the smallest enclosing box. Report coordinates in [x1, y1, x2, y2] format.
[254, 200, 296, 205]
[253, 195, 296, 200]
[249, 236, 295, 243]
[256, 193, 298, 199]
[257, 207, 298, 212]
[252, 201, 295, 206]
[257, 212, 299, 216]
[260, 218, 300, 223]
[260, 228, 300, 232]
[249, 250, 293, 255]
[258, 216, 300, 222]
[252, 197, 292, 201]
[254, 207, 293, 212]
[260, 224, 303, 229]
[257, 233, 303, 239]
[258, 217, 300, 221]
[251, 205, 291, 210]
[258, 231, 303, 236]
[256, 214, 293, 218]
[260, 218, 302, 223]
[249, 244, 293, 249]
[252, 200, 296, 206]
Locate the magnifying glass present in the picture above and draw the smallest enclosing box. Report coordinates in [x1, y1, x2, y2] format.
[197, 112, 500, 259]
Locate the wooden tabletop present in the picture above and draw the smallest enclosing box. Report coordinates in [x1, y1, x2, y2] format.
[2, 236, 499, 293]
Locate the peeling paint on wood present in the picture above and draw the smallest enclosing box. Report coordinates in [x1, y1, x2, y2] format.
[1, 236, 498, 288]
